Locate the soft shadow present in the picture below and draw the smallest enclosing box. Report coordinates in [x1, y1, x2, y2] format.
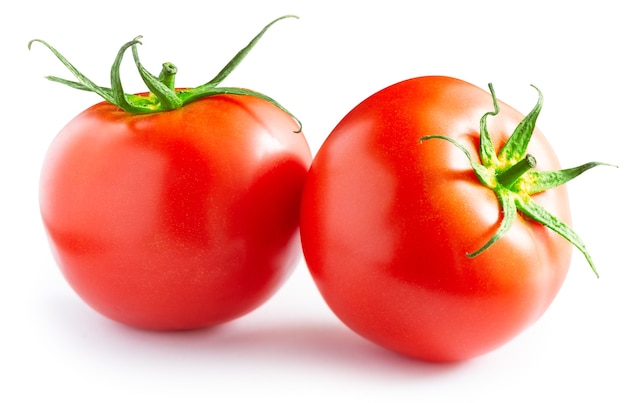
[43, 296, 467, 378]
[198, 320, 465, 378]
[119, 318, 467, 379]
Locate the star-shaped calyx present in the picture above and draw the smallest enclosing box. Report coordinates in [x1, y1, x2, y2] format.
[421, 83, 616, 277]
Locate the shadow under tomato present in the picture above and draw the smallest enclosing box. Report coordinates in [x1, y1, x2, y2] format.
[43, 295, 466, 378]
[139, 317, 468, 379]
[200, 320, 465, 377]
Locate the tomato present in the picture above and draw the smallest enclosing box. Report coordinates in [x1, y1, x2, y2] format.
[300, 75, 610, 362]
[35, 16, 311, 330]
[40, 95, 310, 330]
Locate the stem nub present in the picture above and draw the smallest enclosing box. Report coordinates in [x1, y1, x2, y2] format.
[159, 63, 177, 91]
[497, 154, 536, 188]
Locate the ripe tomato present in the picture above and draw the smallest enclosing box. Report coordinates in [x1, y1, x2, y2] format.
[300, 75, 608, 362]
[35, 16, 311, 330]
[40, 95, 310, 330]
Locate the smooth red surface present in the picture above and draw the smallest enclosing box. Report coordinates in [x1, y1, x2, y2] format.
[40, 94, 312, 330]
[300, 76, 573, 362]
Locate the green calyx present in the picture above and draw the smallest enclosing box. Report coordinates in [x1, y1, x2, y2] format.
[28, 15, 302, 131]
[421, 83, 616, 277]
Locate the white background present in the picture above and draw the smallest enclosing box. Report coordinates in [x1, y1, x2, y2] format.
[2, 1, 625, 401]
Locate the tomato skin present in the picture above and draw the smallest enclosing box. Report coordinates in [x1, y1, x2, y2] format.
[40, 94, 312, 330]
[300, 76, 573, 362]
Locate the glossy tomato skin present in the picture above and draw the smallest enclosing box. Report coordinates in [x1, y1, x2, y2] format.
[300, 76, 573, 362]
[40, 94, 312, 330]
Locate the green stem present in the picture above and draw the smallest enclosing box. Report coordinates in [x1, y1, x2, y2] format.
[158, 62, 177, 90]
[497, 154, 536, 188]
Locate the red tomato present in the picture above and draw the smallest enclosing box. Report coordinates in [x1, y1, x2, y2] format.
[35, 15, 311, 331]
[40, 94, 311, 330]
[300, 75, 605, 362]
